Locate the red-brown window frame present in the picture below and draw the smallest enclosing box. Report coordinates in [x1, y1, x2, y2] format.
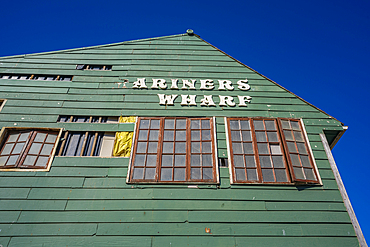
[0, 127, 62, 171]
[226, 117, 320, 184]
[128, 117, 218, 183]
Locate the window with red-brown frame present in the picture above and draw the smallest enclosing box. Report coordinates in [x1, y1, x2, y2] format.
[129, 117, 217, 183]
[226, 118, 319, 184]
[0, 128, 61, 170]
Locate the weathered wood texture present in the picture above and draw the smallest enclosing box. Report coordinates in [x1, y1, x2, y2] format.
[0, 33, 358, 247]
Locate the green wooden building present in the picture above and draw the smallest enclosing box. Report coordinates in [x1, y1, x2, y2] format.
[0, 30, 366, 246]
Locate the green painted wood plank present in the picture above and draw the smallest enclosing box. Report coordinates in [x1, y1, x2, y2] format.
[65, 199, 265, 211]
[0, 211, 21, 223]
[62, 101, 126, 109]
[68, 87, 127, 94]
[114, 64, 253, 73]
[0, 79, 99, 89]
[300, 223, 356, 236]
[236, 237, 359, 247]
[0, 237, 10, 247]
[0, 200, 67, 210]
[83, 178, 129, 188]
[107, 168, 128, 177]
[52, 157, 129, 167]
[188, 211, 351, 223]
[0, 92, 124, 101]
[57, 122, 135, 132]
[151, 236, 236, 247]
[18, 211, 189, 223]
[0, 223, 97, 237]
[27, 188, 72, 200]
[265, 201, 346, 211]
[8, 236, 152, 247]
[0, 86, 69, 94]
[0, 62, 78, 69]
[0, 188, 30, 199]
[219, 168, 230, 178]
[0, 114, 58, 123]
[35, 167, 109, 177]
[0, 177, 84, 188]
[67, 49, 224, 56]
[315, 160, 332, 169]
[5, 99, 63, 108]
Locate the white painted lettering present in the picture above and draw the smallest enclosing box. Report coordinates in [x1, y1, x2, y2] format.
[151, 78, 167, 89]
[170, 79, 179, 89]
[181, 95, 197, 106]
[237, 79, 250, 91]
[181, 79, 196, 90]
[219, 95, 235, 106]
[238, 95, 252, 106]
[200, 79, 214, 90]
[200, 95, 216, 106]
[218, 80, 234, 90]
[132, 78, 147, 89]
[157, 94, 178, 105]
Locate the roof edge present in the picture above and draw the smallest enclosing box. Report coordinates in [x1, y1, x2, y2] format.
[193, 33, 344, 126]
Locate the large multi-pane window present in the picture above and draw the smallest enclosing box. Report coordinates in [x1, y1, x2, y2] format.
[0, 128, 61, 170]
[227, 118, 319, 184]
[129, 117, 217, 183]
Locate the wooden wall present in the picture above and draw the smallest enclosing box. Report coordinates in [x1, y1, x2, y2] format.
[0, 34, 359, 246]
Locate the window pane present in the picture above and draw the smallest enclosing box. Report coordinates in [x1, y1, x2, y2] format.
[1, 143, 14, 155]
[175, 131, 186, 141]
[287, 142, 297, 153]
[23, 155, 36, 166]
[191, 155, 201, 166]
[265, 121, 276, 130]
[262, 169, 274, 182]
[267, 132, 278, 142]
[284, 130, 294, 141]
[161, 168, 172, 181]
[7, 155, 19, 165]
[203, 168, 212, 179]
[174, 168, 186, 181]
[34, 132, 47, 142]
[243, 143, 254, 154]
[293, 131, 304, 142]
[147, 142, 158, 153]
[291, 121, 300, 130]
[146, 155, 157, 167]
[247, 169, 258, 181]
[201, 120, 210, 129]
[281, 120, 290, 129]
[164, 119, 174, 129]
[28, 143, 42, 155]
[150, 120, 160, 129]
[134, 155, 146, 166]
[304, 168, 316, 180]
[256, 131, 266, 142]
[149, 130, 159, 140]
[201, 130, 211, 140]
[272, 156, 285, 168]
[270, 144, 282, 154]
[293, 167, 305, 179]
[191, 168, 201, 179]
[257, 143, 269, 154]
[35, 156, 48, 167]
[191, 130, 200, 141]
[0, 156, 8, 166]
[275, 169, 288, 182]
[240, 120, 250, 130]
[232, 142, 242, 154]
[8, 133, 19, 142]
[300, 155, 311, 168]
[254, 120, 264, 130]
[174, 155, 186, 166]
[260, 156, 272, 167]
[290, 154, 300, 166]
[161, 155, 173, 167]
[202, 154, 212, 166]
[145, 168, 156, 179]
[234, 155, 244, 167]
[242, 131, 252, 141]
[136, 142, 147, 153]
[133, 168, 144, 179]
[175, 142, 186, 153]
[191, 142, 200, 153]
[163, 131, 174, 141]
[297, 143, 307, 154]
[45, 134, 57, 143]
[245, 156, 256, 167]
[18, 132, 30, 142]
[229, 120, 239, 130]
[162, 142, 174, 153]
[202, 142, 212, 153]
[138, 130, 148, 140]
[176, 119, 186, 129]
[40, 144, 54, 155]
[13, 143, 26, 154]
[140, 120, 149, 129]
[231, 131, 241, 141]
[191, 120, 200, 129]
[235, 168, 246, 181]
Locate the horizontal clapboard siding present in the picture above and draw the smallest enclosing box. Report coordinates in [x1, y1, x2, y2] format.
[0, 33, 357, 247]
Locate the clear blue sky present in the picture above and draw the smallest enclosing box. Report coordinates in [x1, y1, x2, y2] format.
[1, 0, 369, 242]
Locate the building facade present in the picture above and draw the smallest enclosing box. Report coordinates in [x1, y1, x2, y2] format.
[0, 30, 365, 246]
